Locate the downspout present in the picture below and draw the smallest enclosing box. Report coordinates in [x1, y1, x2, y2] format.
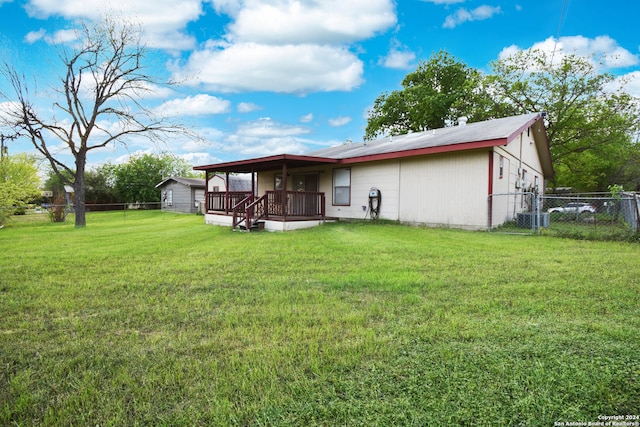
[515, 133, 523, 216]
[487, 151, 494, 230]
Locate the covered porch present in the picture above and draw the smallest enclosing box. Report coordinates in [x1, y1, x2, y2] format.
[194, 154, 340, 231]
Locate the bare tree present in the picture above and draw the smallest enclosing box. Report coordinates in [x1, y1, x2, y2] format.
[0, 18, 188, 227]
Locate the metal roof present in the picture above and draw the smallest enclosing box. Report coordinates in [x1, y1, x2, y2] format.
[194, 113, 553, 177]
[155, 176, 205, 188]
[309, 113, 542, 159]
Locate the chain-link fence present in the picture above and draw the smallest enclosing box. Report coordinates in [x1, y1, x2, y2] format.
[489, 192, 640, 240]
[0, 202, 163, 226]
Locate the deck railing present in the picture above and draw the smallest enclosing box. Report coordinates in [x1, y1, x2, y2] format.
[232, 195, 254, 230]
[264, 191, 325, 218]
[207, 191, 252, 213]
[209, 191, 325, 228]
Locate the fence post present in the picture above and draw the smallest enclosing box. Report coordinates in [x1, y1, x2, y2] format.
[536, 192, 542, 235]
[487, 194, 492, 232]
[631, 193, 640, 233]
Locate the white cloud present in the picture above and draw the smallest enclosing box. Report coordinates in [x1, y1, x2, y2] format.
[154, 94, 231, 117]
[26, 0, 397, 95]
[24, 29, 46, 43]
[227, 0, 396, 45]
[421, 0, 465, 4]
[237, 118, 310, 138]
[237, 102, 261, 113]
[219, 118, 312, 156]
[210, 0, 242, 15]
[328, 116, 352, 127]
[179, 151, 218, 167]
[24, 0, 202, 50]
[25, 28, 78, 44]
[174, 42, 364, 94]
[607, 71, 640, 97]
[381, 48, 416, 69]
[0, 101, 21, 121]
[136, 82, 175, 100]
[624, 72, 640, 97]
[499, 36, 639, 70]
[443, 5, 501, 29]
[172, 0, 395, 94]
[300, 113, 314, 123]
[180, 120, 313, 160]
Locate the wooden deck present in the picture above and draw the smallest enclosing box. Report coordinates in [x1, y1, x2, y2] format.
[206, 190, 330, 231]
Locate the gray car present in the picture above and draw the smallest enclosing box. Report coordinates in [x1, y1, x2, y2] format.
[548, 202, 596, 214]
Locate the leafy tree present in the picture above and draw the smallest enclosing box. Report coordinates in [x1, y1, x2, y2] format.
[113, 153, 196, 204]
[0, 153, 41, 225]
[0, 18, 189, 227]
[487, 49, 640, 191]
[365, 51, 501, 140]
[85, 164, 118, 206]
[44, 168, 74, 197]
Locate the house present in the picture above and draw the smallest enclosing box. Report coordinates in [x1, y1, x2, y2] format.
[193, 113, 553, 231]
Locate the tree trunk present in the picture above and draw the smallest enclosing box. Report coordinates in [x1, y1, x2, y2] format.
[74, 153, 87, 228]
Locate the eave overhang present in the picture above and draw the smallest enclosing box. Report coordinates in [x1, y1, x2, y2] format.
[193, 154, 340, 174]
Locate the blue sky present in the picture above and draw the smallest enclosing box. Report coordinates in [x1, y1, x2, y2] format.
[1, 0, 639, 171]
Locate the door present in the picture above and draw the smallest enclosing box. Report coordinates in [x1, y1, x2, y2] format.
[292, 173, 319, 215]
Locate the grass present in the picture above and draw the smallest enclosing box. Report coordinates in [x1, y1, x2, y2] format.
[544, 214, 638, 242]
[1, 211, 639, 426]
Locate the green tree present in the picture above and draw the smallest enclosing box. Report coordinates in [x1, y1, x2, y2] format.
[113, 153, 196, 204]
[0, 153, 41, 226]
[365, 51, 500, 140]
[44, 168, 74, 197]
[488, 49, 640, 191]
[85, 164, 118, 205]
[0, 18, 189, 227]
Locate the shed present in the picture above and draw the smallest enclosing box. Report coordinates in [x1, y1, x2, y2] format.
[155, 177, 205, 213]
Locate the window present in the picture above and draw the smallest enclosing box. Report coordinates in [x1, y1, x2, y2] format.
[333, 168, 351, 205]
[499, 155, 504, 179]
[274, 174, 283, 190]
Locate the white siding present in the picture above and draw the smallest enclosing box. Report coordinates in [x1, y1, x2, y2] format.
[398, 151, 489, 229]
[247, 127, 546, 230]
[208, 175, 227, 192]
[498, 129, 544, 192]
[489, 127, 547, 227]
[324, 162, 400, 220]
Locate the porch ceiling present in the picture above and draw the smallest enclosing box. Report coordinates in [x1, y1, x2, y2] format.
[193, 154, 339, 174]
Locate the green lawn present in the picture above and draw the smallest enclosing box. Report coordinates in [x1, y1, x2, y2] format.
[1, 211, 639, 426]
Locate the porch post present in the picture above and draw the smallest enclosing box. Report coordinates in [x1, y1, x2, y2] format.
[282, 163, 287, 219]
[251, 169, 256, 196]
[205, 172, 210, 212]
[225, 171, 230, 214]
